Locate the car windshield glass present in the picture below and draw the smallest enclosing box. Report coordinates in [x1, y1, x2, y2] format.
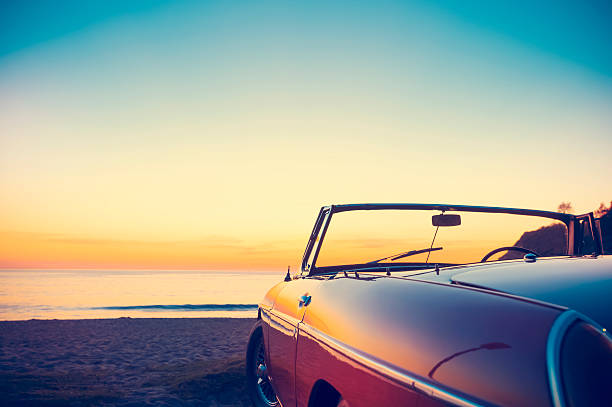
[315, 210, 567, 268]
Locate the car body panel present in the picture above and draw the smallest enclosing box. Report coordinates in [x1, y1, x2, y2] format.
[296, 323, 422, 407]
[294, 275, 561, 407]
[437, 256, 612, 328]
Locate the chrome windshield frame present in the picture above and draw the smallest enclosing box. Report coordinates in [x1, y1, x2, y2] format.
[300, 203, 593, 276]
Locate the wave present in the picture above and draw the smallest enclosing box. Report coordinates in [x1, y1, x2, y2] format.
[92, 304, 258, 311]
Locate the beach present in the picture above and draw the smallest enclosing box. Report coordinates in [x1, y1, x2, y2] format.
[0, 318, 256, 406]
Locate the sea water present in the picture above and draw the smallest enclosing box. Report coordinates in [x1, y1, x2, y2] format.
[0, 269, 284, 320]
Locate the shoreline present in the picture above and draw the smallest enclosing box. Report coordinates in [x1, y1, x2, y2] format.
[0, 317, 256, 406]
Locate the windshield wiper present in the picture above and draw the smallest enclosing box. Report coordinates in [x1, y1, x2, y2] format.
[366, 247, 443, 264]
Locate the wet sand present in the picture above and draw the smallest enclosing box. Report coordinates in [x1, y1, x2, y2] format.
[0, 318, 256, 406]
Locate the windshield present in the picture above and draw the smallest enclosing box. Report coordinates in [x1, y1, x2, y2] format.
[314, 209, 567, 270]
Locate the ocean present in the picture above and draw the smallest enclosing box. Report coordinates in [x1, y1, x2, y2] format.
[0, 269, 285, 320]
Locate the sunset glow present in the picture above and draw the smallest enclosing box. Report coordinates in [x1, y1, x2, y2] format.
[1, 1, 611, 270]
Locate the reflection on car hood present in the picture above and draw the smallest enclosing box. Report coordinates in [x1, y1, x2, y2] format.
[442, 256, 612, 328]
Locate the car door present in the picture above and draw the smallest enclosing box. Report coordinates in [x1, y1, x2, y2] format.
[267, 278, 321, 406]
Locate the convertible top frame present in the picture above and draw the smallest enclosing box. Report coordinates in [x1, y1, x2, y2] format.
[301, 203, 602, 276]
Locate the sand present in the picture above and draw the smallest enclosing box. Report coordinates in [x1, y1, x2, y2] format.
[0, 318, 256, 406]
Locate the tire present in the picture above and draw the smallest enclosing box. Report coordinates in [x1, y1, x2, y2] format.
[246, 322, 279, 407]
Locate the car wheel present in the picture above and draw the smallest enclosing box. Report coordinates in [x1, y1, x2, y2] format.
[246, 323, 279, 407]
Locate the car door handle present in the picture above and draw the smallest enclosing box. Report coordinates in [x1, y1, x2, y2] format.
[298, 295, 311, 307]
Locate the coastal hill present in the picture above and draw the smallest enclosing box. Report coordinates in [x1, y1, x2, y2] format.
[498, 223, 567, 260]
[499, 201, 611, 260]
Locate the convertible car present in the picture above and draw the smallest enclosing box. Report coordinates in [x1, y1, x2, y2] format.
[246, 204, 612, 407]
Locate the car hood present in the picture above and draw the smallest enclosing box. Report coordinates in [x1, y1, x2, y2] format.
[446, 255, 612, 328]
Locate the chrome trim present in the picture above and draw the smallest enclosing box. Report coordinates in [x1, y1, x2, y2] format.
[546, 311, 576, 407]
[260, 307, 271, 320]
[267, 309, 301, 338]
[299, 324, 483, 407]
[268, 309, 302, 327]
[269, 317, 297, 336]
[331, 203, 574, 222]
[546, 310, 611, 407]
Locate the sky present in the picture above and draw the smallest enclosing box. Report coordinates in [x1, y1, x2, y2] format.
[1, 0, 611, 270]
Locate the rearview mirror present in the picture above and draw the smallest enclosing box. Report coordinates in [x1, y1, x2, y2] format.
[432, 214, 461, 227]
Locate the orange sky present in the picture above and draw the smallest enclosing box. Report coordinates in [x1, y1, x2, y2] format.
[0, 230, 307, 271]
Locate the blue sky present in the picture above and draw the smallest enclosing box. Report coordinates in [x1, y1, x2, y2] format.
[2, 0, 611, 76]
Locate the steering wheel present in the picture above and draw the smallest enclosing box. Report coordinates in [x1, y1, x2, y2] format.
[480, 246, 541, 263]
